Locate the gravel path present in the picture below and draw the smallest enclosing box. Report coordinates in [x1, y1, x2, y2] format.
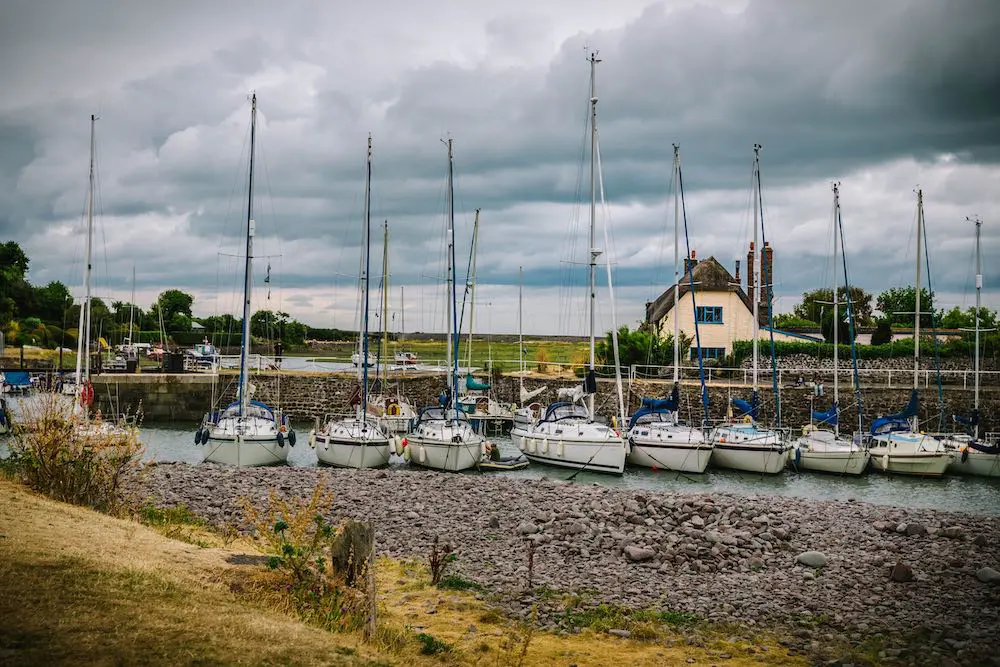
[135, 463, 1000, 666]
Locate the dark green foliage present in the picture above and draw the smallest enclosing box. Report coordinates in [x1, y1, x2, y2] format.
[870, 319, 893, 346]
[415, 632, 452, 655]
[596, 326, 689, 368]
[877, 286, 935, 326]
[793, 286, 874, 327]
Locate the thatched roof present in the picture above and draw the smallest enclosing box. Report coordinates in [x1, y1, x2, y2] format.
[645, 256, 754, 326]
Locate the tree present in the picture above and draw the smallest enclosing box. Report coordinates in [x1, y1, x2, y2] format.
[155, 289, 194, 323]
[792, 286, 873, 327]
[0, 241, 32, 325]
[876, 286, 935, 327]
[597, 325, 689, 368]
[820, 309, 852, 345]
[35, 281, 73, 325]
[870, 318, 893, 345]
[938, 306, 998, 332]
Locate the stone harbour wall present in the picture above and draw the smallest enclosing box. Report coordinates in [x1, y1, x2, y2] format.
[91, 370, 1000, 434]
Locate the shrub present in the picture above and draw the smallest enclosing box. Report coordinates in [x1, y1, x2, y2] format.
[240, 483, 370, 633]
[5, 392, 143, 514]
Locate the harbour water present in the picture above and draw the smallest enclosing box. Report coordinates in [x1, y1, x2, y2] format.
[135, 423, 1000, 516]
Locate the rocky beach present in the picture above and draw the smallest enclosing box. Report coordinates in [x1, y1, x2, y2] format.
[136, 463, 1000, 666]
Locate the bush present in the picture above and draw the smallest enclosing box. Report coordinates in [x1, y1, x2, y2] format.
[5, 392, 143, 514]
[241, 483, 371, 633]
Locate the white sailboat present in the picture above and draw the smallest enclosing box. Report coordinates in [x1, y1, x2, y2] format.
[792, 183, 870, 475]
[709, 145, 791, 474]
[457, 209, 514, 424]
[311, 136, 391, 469]
[627, 145, 711, 473]
[869, 189, 953, 476]
[944, 216, 999, 477]
[402, 138, 486, 472]
[510, 52, 628, 475]
[365, 222, 418, 435]
[196, 94, 292, 467]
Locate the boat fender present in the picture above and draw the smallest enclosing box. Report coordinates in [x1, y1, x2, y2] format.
[308, 430, 316, 448]
[202, 428, 212, 445]
[418, 445, 427, 464]
[881, 453, 889, 470]
[194, 428, 203, 445]
[558, 440, 565, 457]
[481, 441, 488, 456]
[528, 438, 536, 454]
[277, 430, 285, 447]
[541, 438, 548, 454]
[517, 436, 526, 452]
[961, 448, 969, 463]
[392, 436, 402, 456]
[402, 442, 412, 462]
[794, 447, 801, 465]
[288, 430, 296, 447]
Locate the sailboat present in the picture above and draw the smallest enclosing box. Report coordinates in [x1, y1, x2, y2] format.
[943, 217, 999, 476]
[457, 209, 514, 426]
[869, 189, 953, 476]
[402, 138, 486, 472]
[509, 52, 628, 475]
[196, 94, 293, 467]
[627, 145, 712, 473]
[365, 222, 418, 435]
[792, 183, 870, 474]
[709, 145, 791, 474]
[310, 136, 391, 469]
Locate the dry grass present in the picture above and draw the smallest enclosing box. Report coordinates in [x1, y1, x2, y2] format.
[0, 479, 809, 666]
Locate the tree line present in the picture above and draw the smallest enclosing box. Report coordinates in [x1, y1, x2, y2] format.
[0, 241, 352, 350]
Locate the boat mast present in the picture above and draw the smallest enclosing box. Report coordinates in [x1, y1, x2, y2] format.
[672, 145, 681, 384]
[971, 215, 982, 439]
[587, 51, 601, 421]
[237, 95, 257, 418]
[75, 114, 97, 388]
[381, 219, 389, 372]
[518, 265, 524, 390]
[832, 183, 840, 437]
[751, 144, 761, 397]
[128, 265, 135, 346]
[913, 190, 923, 430]
[444, 138, 459, 419]
[359, 135, 373, 420]
[467, 209, 480, 373]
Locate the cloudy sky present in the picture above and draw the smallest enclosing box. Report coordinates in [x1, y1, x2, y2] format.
[2, 0, 998, 336]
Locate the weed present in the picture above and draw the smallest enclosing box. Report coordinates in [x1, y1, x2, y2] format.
[427, 536, 455, 586]
[561, 603, 697, 640]
[137, 503, 203, 527]
[415, 632, 452, 655]
[6, 392, 143, 514]
[495, 606, 536, 666]
[534, 348, 549, 373]
[436, 574, 484, 592]
[240, 482, 369, 634]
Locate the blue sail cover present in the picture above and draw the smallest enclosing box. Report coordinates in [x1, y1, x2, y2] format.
[732, 391, 758, 419]
[465, 374, 490, 391]
[812, 403, 838, 426]
[870, 390, 919, 435]
[628, 386, 680, 429]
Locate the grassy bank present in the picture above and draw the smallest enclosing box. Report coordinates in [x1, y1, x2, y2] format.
[0, 478, 806, 666]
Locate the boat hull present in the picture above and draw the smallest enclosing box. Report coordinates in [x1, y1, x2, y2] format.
[947, 451, 1000, 478]
[795, 450, 870, 475]
[203, 435, 289, 467]
[405, 436, 481, 472]
[627, 441, 712, 473]
[511, 428, 626, 475]
[869, 431, 953, 477]
[313, 435, 390, 469]
[711, 443, 789, 474]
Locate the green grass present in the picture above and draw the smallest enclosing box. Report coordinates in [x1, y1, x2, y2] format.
[414, 632, 452, 655]
[561, 603, 698, 640]
[301, 338, 589, 370]
[436, 574, 486, 592]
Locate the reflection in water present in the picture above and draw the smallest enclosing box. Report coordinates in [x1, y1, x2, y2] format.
[133, 423, 1000, 517]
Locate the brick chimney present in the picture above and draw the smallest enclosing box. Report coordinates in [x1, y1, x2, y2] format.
[761, 242, 774, 307]
[684, 249, 698, 275]
[746, 241, 756, 304]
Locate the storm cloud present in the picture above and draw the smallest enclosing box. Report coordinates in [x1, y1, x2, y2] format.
[1, 0, 997, 334]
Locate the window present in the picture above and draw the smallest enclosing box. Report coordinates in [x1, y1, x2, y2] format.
[696, 305, 723, 324]
[690, 347, 726, 361]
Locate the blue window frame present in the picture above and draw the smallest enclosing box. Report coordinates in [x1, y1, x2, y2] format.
[696, 305, 723, 324]
[690, 347, 726, 361]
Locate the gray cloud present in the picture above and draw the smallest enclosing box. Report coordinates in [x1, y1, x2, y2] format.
[2, 0, 998, 334]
